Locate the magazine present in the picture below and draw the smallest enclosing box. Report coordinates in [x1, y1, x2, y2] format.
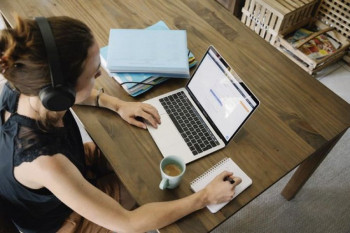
[287, 28, 340, 60]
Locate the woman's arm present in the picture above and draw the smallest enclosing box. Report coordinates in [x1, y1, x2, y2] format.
[126, 170, 240, 232]
[78, 88, 160, 129]
[16, 154, 240, 233]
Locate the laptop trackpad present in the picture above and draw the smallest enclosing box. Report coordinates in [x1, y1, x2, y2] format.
[147, 113, 184, 152]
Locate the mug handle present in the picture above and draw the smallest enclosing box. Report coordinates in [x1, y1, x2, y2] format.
[159, 178, 169, 190]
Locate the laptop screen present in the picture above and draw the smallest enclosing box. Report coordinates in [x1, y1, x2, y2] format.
[187, 46, 259, 143]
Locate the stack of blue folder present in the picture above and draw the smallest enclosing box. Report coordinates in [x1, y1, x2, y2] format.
[100, 21, 197, 97]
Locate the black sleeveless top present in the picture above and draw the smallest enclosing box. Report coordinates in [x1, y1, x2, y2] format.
[0, 83, 87, 233]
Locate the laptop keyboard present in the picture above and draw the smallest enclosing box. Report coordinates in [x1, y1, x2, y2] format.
[159, 91, 220, 155]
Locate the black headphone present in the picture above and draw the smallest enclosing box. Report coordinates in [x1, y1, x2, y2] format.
[35, 17, 76, 111]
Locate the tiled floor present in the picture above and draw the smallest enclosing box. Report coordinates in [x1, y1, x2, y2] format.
[316, 60, 350, 104]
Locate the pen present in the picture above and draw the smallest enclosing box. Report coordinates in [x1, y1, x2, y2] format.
[224, 176, 235, 184]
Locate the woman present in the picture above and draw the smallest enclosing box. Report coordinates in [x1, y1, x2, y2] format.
[0, 16, 241, 233]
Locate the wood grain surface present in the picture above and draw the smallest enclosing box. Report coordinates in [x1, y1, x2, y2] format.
[1, 1, 349, 232]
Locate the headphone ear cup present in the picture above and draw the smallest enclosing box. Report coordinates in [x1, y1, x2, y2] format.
[39, 85, 76, 111]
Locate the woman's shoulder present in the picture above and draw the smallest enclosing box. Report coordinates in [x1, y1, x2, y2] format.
[14, 152, 77, 190]
[18, 152, 72, 172]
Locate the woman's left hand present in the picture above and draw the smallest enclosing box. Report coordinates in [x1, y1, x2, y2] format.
[117, 101, 161, 129]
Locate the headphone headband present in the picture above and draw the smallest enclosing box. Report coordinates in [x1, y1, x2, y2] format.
[35, 17, 64, 87]
[35, 17, 75, 111]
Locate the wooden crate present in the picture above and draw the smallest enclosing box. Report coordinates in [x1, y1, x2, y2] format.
[277, 0, 350, 74]
[278, 21, 350, 74]
[317, 0, 350, 64]
[317, 0, 350, 40]
[241, 0, 320, 45]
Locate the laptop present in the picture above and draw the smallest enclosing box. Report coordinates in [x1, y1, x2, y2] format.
[144, 46, 259, 164]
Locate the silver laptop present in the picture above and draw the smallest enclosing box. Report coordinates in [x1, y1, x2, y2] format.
[144, 46, 259, 164]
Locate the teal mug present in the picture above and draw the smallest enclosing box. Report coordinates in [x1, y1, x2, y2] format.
[159, 155, 186, 190]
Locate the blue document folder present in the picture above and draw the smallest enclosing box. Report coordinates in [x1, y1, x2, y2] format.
[107, 28, 189, 77]
[101, 21, 196, 97]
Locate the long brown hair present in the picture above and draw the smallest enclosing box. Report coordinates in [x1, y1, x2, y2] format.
[0, 15, 94, 129]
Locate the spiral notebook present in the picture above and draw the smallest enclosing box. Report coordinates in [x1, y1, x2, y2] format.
[190, 157, 252, 213]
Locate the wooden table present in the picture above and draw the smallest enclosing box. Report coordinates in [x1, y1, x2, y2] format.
[1, 1, 349, 232]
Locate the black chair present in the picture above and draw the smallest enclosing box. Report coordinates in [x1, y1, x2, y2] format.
[0, 212, 18, 233]
[0, 199, 18, 233]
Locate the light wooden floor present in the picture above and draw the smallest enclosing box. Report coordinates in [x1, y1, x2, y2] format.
[316, 61, 350, 104]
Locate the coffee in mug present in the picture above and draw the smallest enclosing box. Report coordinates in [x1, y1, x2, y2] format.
[163, 163, 182, 176]
[159, 155, 186, 190]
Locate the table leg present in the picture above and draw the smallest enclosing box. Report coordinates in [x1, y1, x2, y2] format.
[281, 128, 347, 200]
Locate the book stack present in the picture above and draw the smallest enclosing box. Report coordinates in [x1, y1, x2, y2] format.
[101, 21, 197, 97]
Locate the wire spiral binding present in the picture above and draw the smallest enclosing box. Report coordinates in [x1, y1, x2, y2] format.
[190, 157, 229, 186]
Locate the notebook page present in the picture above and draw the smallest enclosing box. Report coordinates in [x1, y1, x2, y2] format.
[190, 157, 252, 213]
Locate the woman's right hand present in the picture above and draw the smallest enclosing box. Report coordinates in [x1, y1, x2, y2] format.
[203, 171, 242, 205]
